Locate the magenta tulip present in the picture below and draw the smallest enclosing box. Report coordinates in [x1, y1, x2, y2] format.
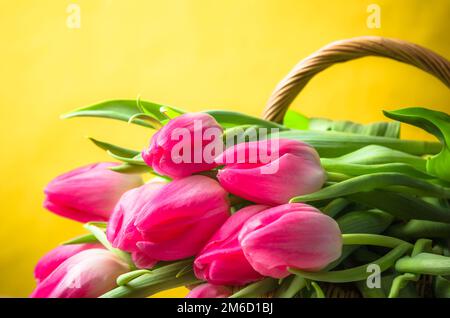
[142, 113, 223, 178]
[186, 283, 231, 298]
[238, 203, 342, 278]
[31, 248, 129, 298]
[194, 205, 266, 285]
[215, 139, 326, 205]
[44, 162, 143, 223]
[134, 175, 230, 261]
[34, 244, 101, 283]
[106, 179, 167, 269]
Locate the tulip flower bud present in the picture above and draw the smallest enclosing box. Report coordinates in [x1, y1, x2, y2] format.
[34, 244, 101, 283]
[107, 179, 167, 269]
[185, 283, 232, 298]
[238, 203, 342, 278]
[44, 162, 143, 223]
[194, 205, 266, 285]
[142, 113, 223, 178]
[134, 175, 230, 261]
[31, 248, 129, 298]
[215, 139, 326, 205]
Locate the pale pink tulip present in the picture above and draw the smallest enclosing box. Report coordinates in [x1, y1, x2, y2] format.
[194, 205, 266, 285]
[215, 139, 326, 205]
[44, 162, 143, 222]
[239, 203, 342, 278]
[34, 244, 101, 283]
[31, 248, 129, 298]
[142, 113, 223, 178]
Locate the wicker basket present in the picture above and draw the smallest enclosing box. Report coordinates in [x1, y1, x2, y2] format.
[262, 36, 450, 123]
[261, 36, 450, 298]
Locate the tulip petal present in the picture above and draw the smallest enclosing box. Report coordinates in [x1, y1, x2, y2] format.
[31, 249, 129, 298]
[239, 203, 342, 278]
[186, 283, 231, 298]
[44, 162, 143, 222]
[218, 153, 326, 205]
[34, 244, 101, 283]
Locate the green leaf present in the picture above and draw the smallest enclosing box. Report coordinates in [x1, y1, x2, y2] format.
[83, 223, 133, 267]
[384, 107, 450, 181]
[88, 137, 140, 158]
[386, 219, 450, 240]
[290, 172, 450, 203]
[61, 233, 98, 245]
[274, 130, 440, 157]
[325, 210, 393, 270]
[321, 145, 426, 171]
[127, 113, 163, 128]
[110, 163, 153, 174]
[107, 151, 146, 165]
[205, 110, 287, 130]
[309, 118, 400, 138]
[321, 198, 349, 218]
[348, 190, 450, 223]
[223, 125, 264, 146]
[434, 276, 450, 298]
[62, 99, 185, 127]
[283, 110, 309, 130]
[337, 210, 394, 235]
[322, 162, 431, 179]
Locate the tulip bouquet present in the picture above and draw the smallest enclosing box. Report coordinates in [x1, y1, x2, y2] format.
[31, 37, 450, 298]
[31, 100, 450, 299]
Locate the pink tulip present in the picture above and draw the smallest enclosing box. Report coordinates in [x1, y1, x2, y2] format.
[215, 139, 326, 205]
[238, 203, 342, 278]
[134, 175, 230, 261]
[44, 162, 143, 223]
[106, 179, 167, 269]
[142, 113, 223, 178]
[31, 248, 129, 298]
[194, 205, 266, 285]
[186, 284, 231, 298]
[34, 244, 101, 283]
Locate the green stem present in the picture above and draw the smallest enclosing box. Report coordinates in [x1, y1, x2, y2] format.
[291, 172, 450, 203]
[395, 253, 450, 276]
[273, 275, 306, 298]
[101, 259, 197, 298]
[310, 282, 325, 298]
[342, 233, 413, 249]
[321, 198, 349, 218]
[289, 243, 412, 283]
[326, 172, 350, 182]
[117, 270, 152, 286]
[229, 278, 278, 298]
[388, 273, 419, 298]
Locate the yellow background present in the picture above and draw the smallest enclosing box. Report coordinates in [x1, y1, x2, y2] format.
[0, 0, 449, 297]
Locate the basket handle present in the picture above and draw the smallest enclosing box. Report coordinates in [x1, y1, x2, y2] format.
[262, 36, 450, 123]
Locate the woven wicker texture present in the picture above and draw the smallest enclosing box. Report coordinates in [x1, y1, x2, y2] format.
[263, 36, 450, 123]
